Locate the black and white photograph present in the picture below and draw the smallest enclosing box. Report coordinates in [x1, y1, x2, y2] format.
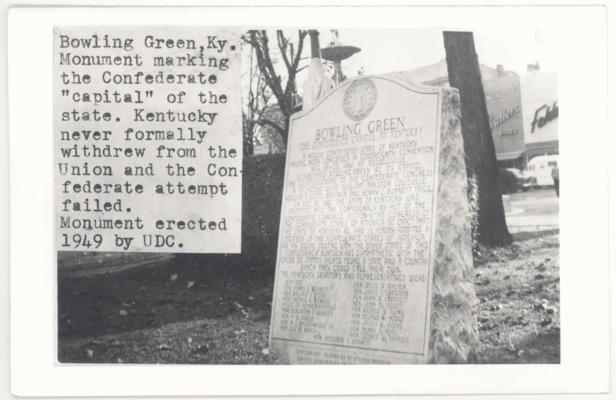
[4, 3, 613, 398]
[55, 25, 560, 365]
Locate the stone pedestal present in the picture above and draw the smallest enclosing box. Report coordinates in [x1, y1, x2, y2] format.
[428, 86, 479, 363]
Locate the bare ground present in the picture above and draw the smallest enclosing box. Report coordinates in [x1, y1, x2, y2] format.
[473, 229, 560, 363]
[58, 230, 559, 364]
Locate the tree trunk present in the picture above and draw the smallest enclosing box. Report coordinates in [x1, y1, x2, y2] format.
[443, 31, 512, 247]
[242, 113, 254, 157]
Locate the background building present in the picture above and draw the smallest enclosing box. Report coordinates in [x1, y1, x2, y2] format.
[399, 60, 558, 168]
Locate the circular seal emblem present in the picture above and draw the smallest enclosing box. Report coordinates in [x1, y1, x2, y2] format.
[343, 78, 378, 121]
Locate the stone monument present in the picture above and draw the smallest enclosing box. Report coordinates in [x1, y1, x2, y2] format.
[269, 75, 478, 364]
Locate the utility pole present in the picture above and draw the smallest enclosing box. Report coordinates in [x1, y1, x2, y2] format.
[443, 31, 512, 247]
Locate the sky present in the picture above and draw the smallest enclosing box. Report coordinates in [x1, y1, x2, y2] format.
[320, 27, 557, 79]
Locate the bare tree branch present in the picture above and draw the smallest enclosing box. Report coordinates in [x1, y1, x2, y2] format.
[244, 29, 309, 146]
[277, 30, 292, 72]
[255, 118, 286, 137]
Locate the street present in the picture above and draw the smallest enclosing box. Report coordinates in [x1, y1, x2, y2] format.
[505, 188, 559, 234]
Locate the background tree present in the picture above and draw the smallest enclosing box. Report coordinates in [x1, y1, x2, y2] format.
[243, 30, 308, 146]
[242, 112, 254, 157]
[443, 31, 512, 247]
[242, 43, 272, 156]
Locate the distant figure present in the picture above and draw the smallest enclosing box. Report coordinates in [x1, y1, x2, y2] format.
[302, 58, 334, 109]
[551, 166, 559, 197]
[302, 30, 334, 110]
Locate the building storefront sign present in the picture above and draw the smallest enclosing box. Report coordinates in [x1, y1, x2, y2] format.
[530, 101, 558, 133]
[484, 74, 525, 161]
[520, 71, 558, 149]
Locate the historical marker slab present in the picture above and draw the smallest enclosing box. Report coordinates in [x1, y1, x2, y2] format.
[270, 76, 477, 364]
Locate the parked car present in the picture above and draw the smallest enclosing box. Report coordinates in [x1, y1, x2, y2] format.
[498, 167, 536, 194]
[524, 155, 559, 187]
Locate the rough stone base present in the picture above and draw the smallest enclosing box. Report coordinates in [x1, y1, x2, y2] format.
[429, 87, 479, 363]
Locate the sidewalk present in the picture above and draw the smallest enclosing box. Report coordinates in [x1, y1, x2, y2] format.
[505, 189, 559, 234]
[506, 214, 559, 233]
